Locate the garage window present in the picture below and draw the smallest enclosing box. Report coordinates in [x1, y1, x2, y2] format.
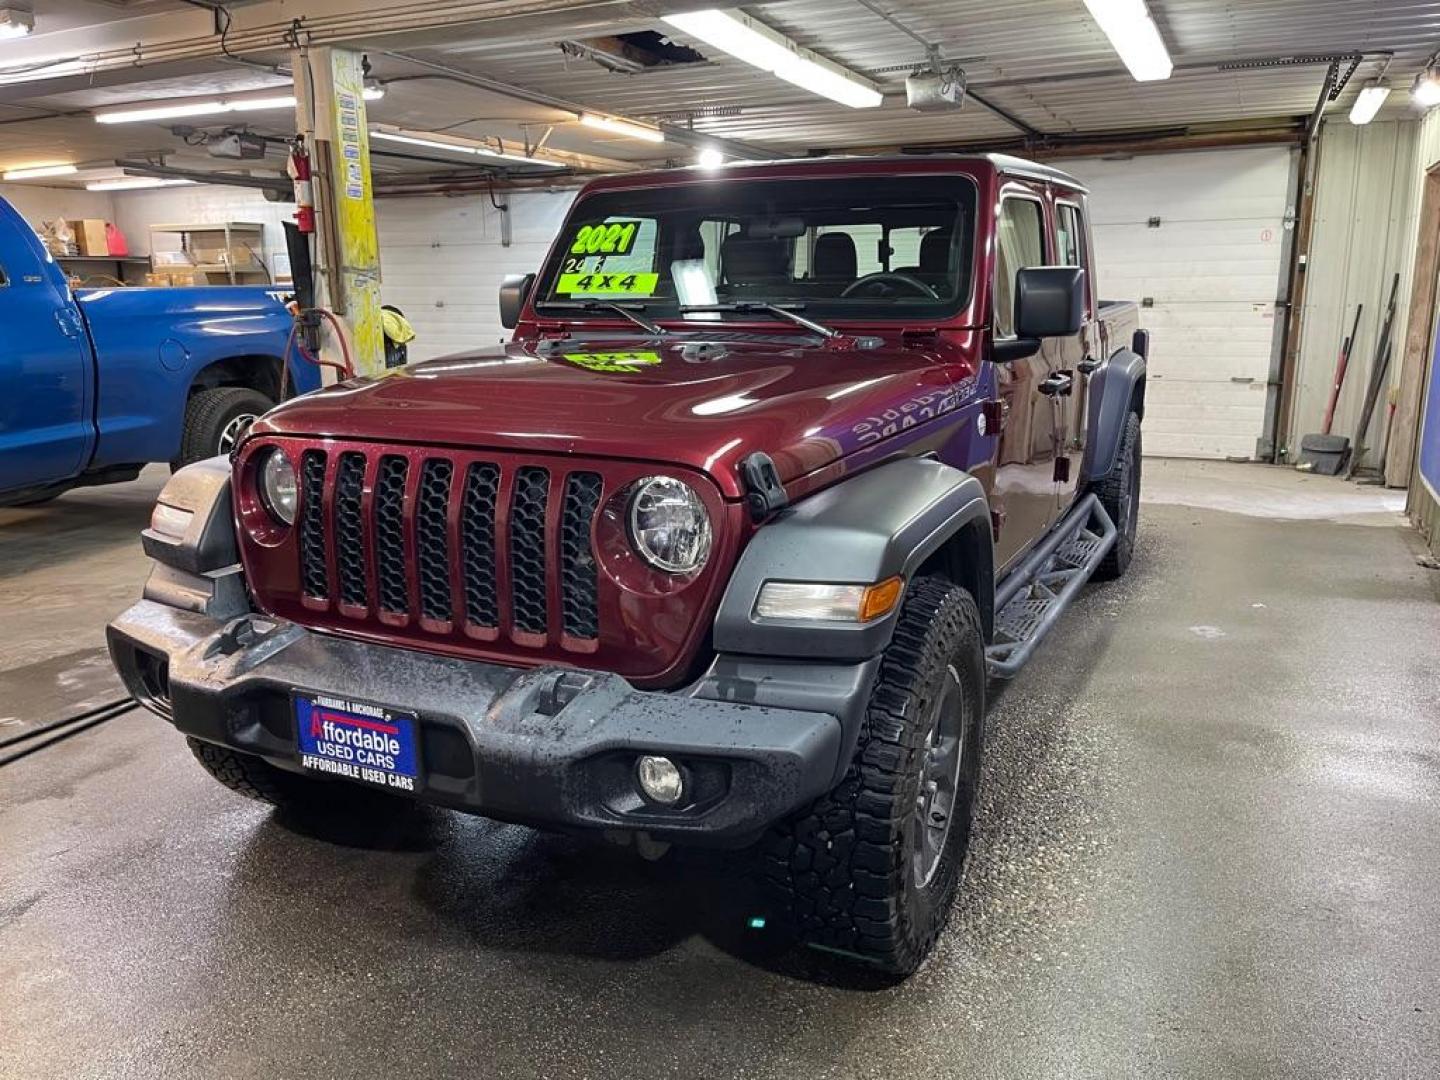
[994, 197, 1045, 338]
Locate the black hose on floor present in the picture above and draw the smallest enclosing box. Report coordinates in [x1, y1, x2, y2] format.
[0, 699, 137, 768]
[0, 696, 135, 750]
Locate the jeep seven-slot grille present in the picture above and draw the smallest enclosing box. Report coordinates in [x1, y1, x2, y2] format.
[294, 448, 603, 646]
[333, 453, 368, 607]
[560, 473, 603, 639]
[509, 467, 550, 635]
[299, 451, 328, 599]
[374, 456, 409, 615]
[461, 463, 500, 628]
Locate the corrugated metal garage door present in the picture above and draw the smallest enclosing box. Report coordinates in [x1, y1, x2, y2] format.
[376, 190, 577, 362]
[1064, 147, 1296, 459]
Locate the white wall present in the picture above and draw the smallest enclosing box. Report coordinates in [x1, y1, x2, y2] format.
[111, 183, 291, 267]
[0, 183, 115, 228]
[375, 189, 576, 360]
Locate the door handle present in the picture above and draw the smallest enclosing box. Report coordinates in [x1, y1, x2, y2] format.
[1038, 373, 1073, 397]
[1076, 357, 1101, 375]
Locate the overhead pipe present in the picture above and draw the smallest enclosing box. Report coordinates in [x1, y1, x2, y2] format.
[111, 159, 292, 193]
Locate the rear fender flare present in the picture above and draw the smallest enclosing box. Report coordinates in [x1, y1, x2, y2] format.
[1081, 348, 1146, 482]
[712, 457, 991, 662]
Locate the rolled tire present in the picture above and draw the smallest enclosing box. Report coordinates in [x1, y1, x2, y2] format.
[761, 576, 986, 975]
[173, 387, 274, 470]
[1090, 410, 1141, 581]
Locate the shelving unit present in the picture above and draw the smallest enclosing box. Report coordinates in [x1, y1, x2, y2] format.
[147, 222, 270, 285]
[56, 255, 152, 286]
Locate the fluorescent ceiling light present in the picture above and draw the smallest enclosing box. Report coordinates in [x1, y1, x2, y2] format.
[0, 6, 34, 38]
[579, 114, 666, 143]
[662, 10, 883, 108]
[1414, 66, 1440, 108]
[3, 163, 77, 180]
[370, 126, 565, 167]
[95, 100, 234, 124]
[94, 84, 382, 124]
[86, 177, 198, 191]
[696, 147, 724, 168]
[1349, 82, 1391, 125]
[1082, 0, 1173, 82]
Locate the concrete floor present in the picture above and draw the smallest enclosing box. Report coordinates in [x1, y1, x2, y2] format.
[2, 461, 1438, 1079]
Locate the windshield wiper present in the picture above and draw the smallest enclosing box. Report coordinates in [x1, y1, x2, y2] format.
[679, 302, 839, 339]
[535, 299, 667, 336]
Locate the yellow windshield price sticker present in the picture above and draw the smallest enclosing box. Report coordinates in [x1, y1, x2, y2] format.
[570, 221, 641, 256]
[556, 271, 659, 296]
[562, 351, 662, 373]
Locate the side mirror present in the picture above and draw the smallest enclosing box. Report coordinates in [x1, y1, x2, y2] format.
[1015, 266, 1086, 338]
[499, 272, 536, 330]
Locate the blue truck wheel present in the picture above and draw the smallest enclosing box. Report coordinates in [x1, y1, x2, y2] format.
[173, 387, 274, 469]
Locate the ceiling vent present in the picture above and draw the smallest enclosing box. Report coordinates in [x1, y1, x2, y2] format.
[562, 31, 706, 74]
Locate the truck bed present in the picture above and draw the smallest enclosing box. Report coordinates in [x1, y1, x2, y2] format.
[1098, 299, 1141, 357]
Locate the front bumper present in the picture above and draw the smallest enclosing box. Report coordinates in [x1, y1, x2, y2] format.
[107, 600, 844, 843]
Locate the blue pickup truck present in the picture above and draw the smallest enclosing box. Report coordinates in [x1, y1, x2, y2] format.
[0, 195, 319, 507]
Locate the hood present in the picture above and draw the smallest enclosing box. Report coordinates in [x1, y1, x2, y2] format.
[252, 333, 978, 498]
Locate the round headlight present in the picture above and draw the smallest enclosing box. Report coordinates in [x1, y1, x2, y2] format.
[259, 447, 297, 525]
[627, 476, 711, 574]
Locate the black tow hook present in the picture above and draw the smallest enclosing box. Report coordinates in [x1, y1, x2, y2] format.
[535, 670, 594, 716]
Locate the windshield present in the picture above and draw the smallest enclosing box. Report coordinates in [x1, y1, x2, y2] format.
[535, 174, 978, 322]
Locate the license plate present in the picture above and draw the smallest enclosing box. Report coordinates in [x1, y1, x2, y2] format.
[294, 693, 419, 793]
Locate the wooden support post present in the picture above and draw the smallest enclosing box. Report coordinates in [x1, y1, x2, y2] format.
[1386, 167, 1440, 488]
[293, 45, 384, 378]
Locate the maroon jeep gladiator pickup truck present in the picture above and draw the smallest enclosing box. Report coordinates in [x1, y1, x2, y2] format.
[109, 153, 1146, 975]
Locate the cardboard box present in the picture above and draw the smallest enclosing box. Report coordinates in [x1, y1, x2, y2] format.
[144, 270, 202, 287]
[74, 219, 110, 256]
[191, 243, 259, 270]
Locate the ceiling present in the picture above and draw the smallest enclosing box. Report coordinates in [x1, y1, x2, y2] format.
[2, 0, 1439, 188]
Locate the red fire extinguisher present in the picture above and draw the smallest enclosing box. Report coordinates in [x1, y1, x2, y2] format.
[289, 137, 314, 234]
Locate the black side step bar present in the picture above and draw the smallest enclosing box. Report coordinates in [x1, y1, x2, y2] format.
[985, 493, 1116, 679]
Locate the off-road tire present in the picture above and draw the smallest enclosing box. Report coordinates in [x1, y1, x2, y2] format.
[1090, 410, 1141, 581]
[761, 576, 986, 975]
[187, 738, 375, 811]
[173, 387, 273, 470]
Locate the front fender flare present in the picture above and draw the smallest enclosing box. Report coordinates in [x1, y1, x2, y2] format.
[712, 457, 990, 662]
[139, 456, 249, 619]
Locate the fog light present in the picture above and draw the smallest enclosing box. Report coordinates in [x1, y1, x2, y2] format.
[636, 755, 685, 805]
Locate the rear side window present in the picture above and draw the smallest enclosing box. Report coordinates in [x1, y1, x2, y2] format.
[1057, 203, 1085, 268]
[994, 197, 1045, 337]
[1057, 202, 1091, 314]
